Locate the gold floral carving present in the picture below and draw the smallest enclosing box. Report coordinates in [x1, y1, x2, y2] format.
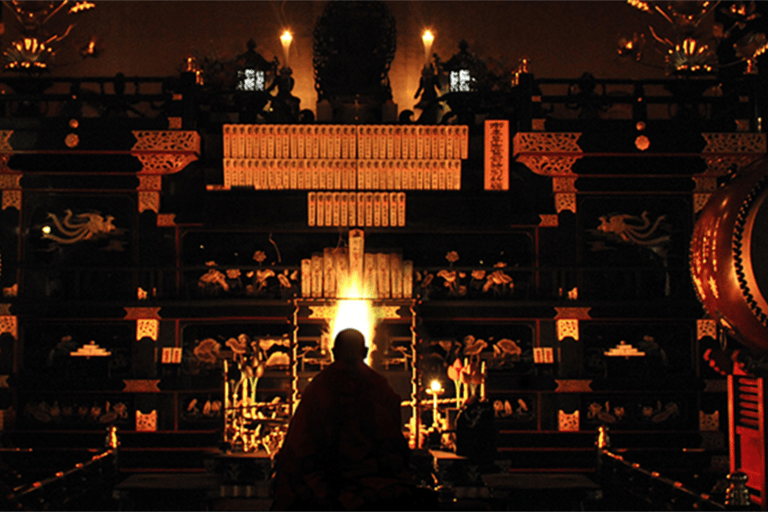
[136, 410, 158, 431]
[0, 131, 13, 153]
[138, 192, 160, 213]
[558, 410, 580, 432]
[138, 175, 162, 190]
[0, 315, 17, 339]
[376, 305, 401, 319]
[556, 319, 579, 341]
[555, 307, 592, 319]
[132, 131, 200, 153]
[552, 177, 578, 213]
[156, 213, 176, 227]
[697, 318, 717, 340]
[516, 155, 582, 176]
[136, 176, 162, 213]
[2, 190, 20, 211]
[513, 133, 583, 178]
[555, 380, 593, 392]
[136, 319, 159, 341]
[0, 174, 21, 189]
[553, 177, 576, 192]
[124, 307, 161, 319]
[131, 131, 200, 175]
[513, 132, 582, 153]
[539, 214, 559, 227]
[3, 285, 17, 298]
[555, 193, 576, 214]
[699, 410, 720, 431]
[308, 305, 336, 319]
[702, 133, 766, 154]
[134, 153, 199, 175]
[123, 380, 161, 393]
[0, 173, 22, 211]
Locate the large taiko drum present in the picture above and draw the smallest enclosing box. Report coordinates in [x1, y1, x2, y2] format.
[691, 157, 768, 352]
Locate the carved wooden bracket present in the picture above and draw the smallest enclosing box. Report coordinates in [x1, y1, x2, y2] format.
[697, 318, 717, 340]
[0, 131, 21, 211]
[696, 133, 767, 214]
[555, 379, 593, 392]
[124, 307, 161, 341]
[124, 380, 161, 392]
[132, 131, 200, 213]
[0, 310, 17, 340]
[554, 307, 591, 342]
[558, 410, 580, 431]
[513, 132, 583, 213]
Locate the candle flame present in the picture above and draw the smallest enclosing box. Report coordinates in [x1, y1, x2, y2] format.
[430, 380, 443, 393]
[422, 30, 434, 65]
[280, 30, 293, 67]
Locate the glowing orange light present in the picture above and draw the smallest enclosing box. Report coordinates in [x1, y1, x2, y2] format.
[422, 30, 434, 64]
[329, 277, 377, 364]
[69, 1, 96, 14]
[280, 30, 293, 67]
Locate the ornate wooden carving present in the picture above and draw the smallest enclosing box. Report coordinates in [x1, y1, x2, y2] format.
[558, 410, 580, 431]
[136, 319, 159, 341]
[555, 380, 593, 392]
[123, 380, 161, 393]
[131, 131, 200, 175]
[697, 319, 717, 340]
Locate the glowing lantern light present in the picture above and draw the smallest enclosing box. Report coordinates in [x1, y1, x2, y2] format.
[422, 30, 434, 64]
[329, 277, 377, 364]
[280, 30, 293, 67]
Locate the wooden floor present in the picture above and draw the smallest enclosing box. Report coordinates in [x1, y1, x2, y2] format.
[108, 471, 611, 511]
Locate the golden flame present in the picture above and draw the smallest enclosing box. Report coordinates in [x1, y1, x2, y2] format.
[329, 277, 377, 364]
[422, 30, 434, 64]
[280, 30, 292, 67]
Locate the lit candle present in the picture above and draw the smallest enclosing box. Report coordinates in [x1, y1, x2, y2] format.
[428, 380, 443, 428]
[280, 30, 293, 68]
[422, 30, 434, 65]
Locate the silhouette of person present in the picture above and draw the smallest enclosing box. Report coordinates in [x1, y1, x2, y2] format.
[271, 328, 422, 510]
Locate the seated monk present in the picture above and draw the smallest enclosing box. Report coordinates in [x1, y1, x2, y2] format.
[271, 328, 429, 510]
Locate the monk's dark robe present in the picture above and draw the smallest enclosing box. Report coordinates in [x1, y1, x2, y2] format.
[271, 359, 414, 510]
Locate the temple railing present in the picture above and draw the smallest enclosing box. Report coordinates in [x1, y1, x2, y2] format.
[1, 426, 119, 511]
[0, 72, 759, 133]
[512, 73, 760, 130]
[595, 426, 750, 511]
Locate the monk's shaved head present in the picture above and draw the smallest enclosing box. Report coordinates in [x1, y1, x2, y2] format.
[332, 328, 367, 362]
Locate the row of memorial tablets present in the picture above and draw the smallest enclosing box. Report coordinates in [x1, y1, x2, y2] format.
[308, 191, 406, 227]
[301, 252, 413, 299]
[222, 124, 469, 160]
[223, 159, 462, 191]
